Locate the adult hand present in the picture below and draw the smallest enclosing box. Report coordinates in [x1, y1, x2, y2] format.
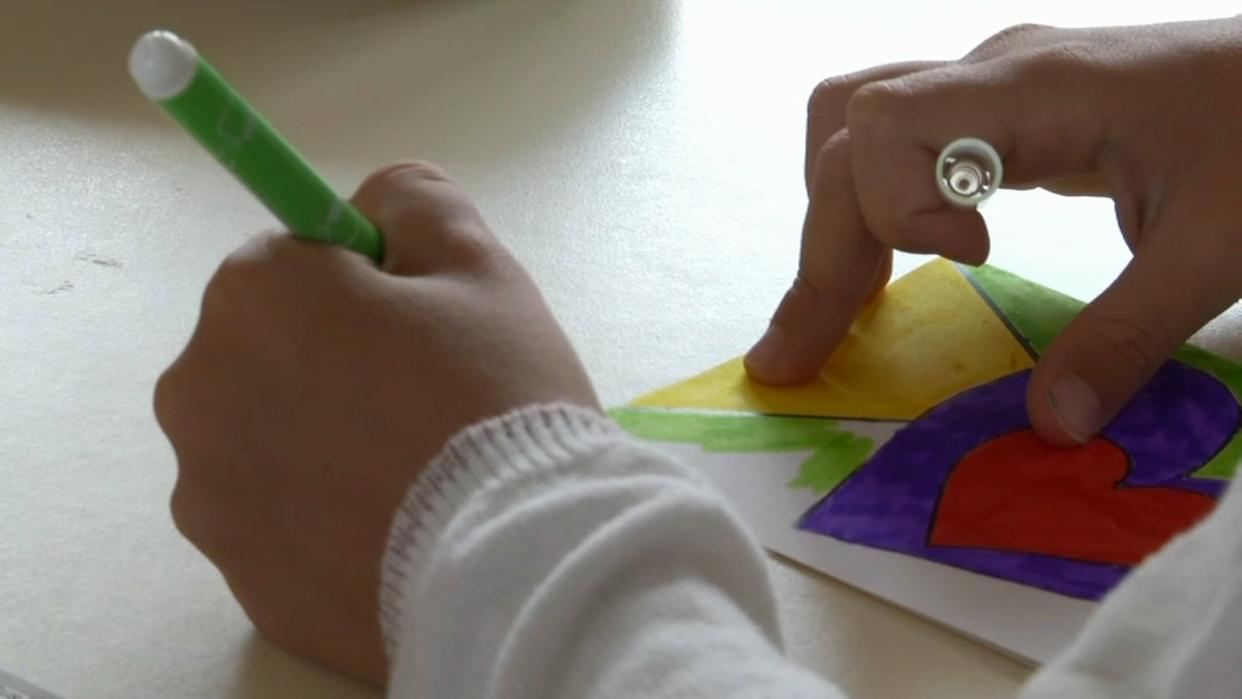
[745, 18, 1242, 445]
[154, 162, 599, 685]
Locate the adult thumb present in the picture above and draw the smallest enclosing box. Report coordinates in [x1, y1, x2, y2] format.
[1027, 246, 1234, 446]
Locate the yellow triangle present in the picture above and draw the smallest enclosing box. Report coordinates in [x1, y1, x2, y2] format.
[632, 259, 1034, 420]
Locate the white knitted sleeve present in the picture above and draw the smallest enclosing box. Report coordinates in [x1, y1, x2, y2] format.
[379, 403, 843, 699]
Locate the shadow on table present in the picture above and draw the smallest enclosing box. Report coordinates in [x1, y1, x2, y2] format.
[1, 0, 421, 122]
[767, 552, 1032, 698]
[230, 633, 379, 699]
[0, 0, 675, 172]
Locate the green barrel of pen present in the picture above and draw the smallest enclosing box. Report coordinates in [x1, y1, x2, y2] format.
[157, 55, 384, 263]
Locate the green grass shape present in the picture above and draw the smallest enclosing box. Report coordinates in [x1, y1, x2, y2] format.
[610, 408, 874, 494]
[1198, 431, 1242, 480]
[969, 264, 1242, 479]
[967, 265, 1084, 355]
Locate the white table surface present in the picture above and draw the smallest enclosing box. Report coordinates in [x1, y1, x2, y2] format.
[3, 2, 1239, 697]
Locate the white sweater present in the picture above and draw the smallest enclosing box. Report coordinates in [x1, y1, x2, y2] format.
[380, 404, 1242, 698]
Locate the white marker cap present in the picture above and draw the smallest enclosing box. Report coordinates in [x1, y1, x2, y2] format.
[129, 30, 199, 101]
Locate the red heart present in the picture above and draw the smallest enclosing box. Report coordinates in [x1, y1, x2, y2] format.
[930, 430, 1216, 565]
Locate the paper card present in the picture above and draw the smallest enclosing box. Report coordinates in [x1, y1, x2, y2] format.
[616, 261, 1241, 664]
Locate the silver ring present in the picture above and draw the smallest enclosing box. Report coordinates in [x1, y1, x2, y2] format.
[936, 138, 1002, 208]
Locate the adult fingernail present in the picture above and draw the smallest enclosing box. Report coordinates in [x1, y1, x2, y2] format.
[746, 325, 786, 374]
[1046, 374, 1103, 444]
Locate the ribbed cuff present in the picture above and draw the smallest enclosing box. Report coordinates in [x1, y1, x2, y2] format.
[378, 402, 623, 658]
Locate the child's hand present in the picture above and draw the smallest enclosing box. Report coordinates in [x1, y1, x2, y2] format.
[153, 163, 599, 685]
[745, 18, 1242, 445]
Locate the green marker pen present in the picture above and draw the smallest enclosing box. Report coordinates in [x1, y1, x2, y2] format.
[128, 30, 384, 262]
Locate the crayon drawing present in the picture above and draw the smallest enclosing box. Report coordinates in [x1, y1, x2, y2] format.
[797, 363, 1236, 599]
[616, 260, 1241, 660]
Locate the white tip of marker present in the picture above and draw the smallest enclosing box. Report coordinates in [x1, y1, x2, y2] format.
[129, 30, 199, 101]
